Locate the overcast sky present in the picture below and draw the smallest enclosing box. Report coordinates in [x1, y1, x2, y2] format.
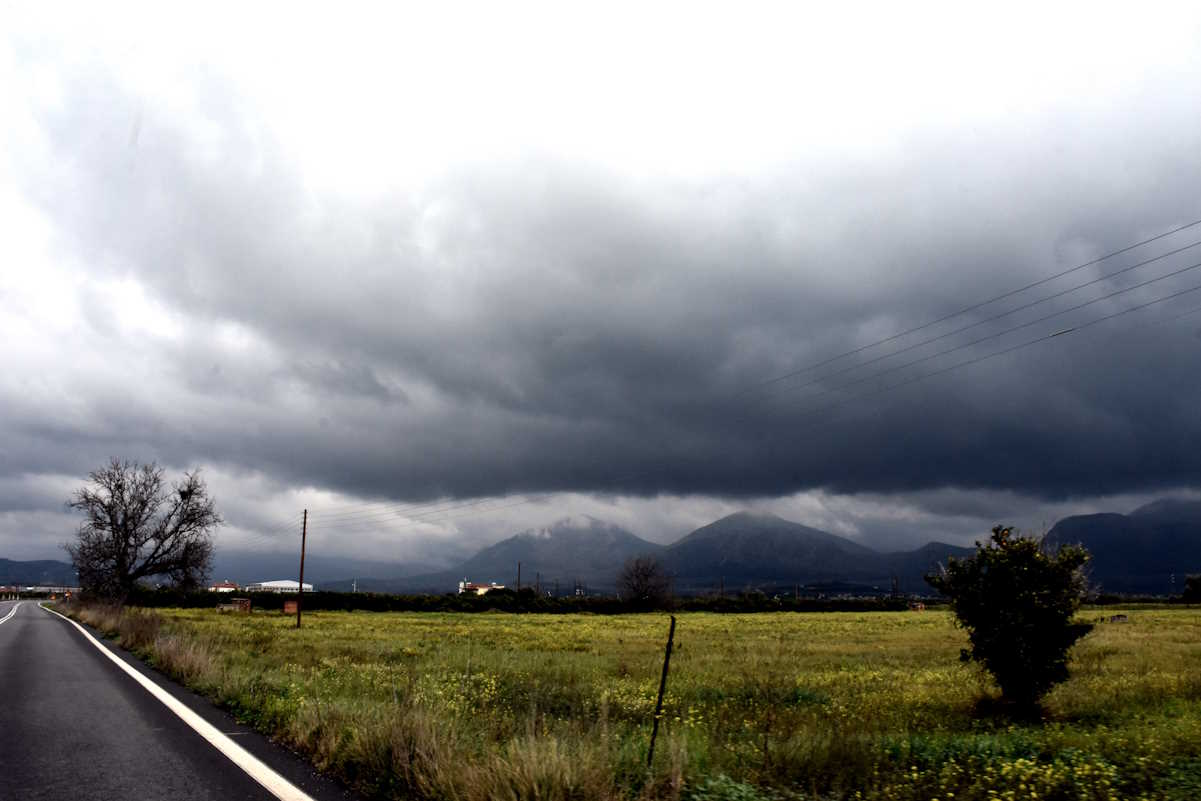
[3, 3, 1201, 565]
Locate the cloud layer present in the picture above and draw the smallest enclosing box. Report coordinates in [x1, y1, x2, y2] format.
[4, 5, 1201, 559]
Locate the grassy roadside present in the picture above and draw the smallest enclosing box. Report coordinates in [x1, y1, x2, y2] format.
[60, 604, 1201, 800]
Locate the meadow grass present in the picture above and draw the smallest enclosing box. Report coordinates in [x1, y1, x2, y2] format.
[68, 605, 1201, 800]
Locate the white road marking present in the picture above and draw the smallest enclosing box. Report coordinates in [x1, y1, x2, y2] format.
[0, 601, 22, 626]
[39, 603, 315, 801]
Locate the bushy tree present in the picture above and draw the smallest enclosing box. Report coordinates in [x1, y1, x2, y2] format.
[617, 555, 671, 608]
[66, 459, 221, 602]
[1184, 574, 1201, 602]
[926, 525, 1093, 709]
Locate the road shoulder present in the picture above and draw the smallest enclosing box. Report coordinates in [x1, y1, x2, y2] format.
[40, 603, 362, 801]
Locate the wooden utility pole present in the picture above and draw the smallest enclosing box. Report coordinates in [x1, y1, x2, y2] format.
[296, 509, 307, 629]
[517, 561, 522, 591]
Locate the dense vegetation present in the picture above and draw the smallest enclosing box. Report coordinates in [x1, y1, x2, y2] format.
[121, 586, 915, 613]
[63, 605, 1201, 800]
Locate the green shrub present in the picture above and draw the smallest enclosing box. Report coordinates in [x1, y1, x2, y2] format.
[926, 525, 1093, 710]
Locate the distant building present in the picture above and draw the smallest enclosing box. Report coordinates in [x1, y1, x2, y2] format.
[245, 580, 313, 593]
[207, 580, 240, 593]
[458, 579, 504, 595]
[18, 585, 80, 595]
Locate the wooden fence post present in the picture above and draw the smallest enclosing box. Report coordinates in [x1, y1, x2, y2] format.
[647, 615, 677, 769]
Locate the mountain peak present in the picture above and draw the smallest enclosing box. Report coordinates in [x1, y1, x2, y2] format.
[518, 515, 623, 540]
[719, 510, 784, 524]
[449, 517, 663, 588]
[666, 510, 881, 592]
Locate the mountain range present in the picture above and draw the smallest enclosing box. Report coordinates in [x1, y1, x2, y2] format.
[323, 512, 975, 595]
[322, 500, 1201, 595]
[6, 498, 1199, 595]
[0, 558, 77, 586]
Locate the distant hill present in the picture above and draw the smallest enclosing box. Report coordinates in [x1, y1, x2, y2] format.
[665, 512, 877, 591]
[665, 512, 972, 594]
[456, 516, 662, 587]
[883, 541, 977, 594]
[1045, 497, 1201, 593]
[0, 558, 77, 586]
[329, 516, 663, 594]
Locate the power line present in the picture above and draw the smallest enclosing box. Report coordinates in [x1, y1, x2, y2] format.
[752, 238, 1201, 401]
[762, 257, 1201, 410]
[222, 514, 304, 549]
[312, 494, 557, 538]
[302, 493, 453, 518]
[306, 497, 472, 524]
[754, 215, 1201, 390]
[306, 496, 550, 534]
[1123, 299, 1201, 332]
[305, 486, 545, 524]
[777, 281, 1201, 434]
[307, 496, 519, 528]
[231, 514, 302, 539]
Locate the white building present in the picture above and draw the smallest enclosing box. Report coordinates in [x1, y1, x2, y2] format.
[458, 579, 504, 595]
[245, 579, 313, 593]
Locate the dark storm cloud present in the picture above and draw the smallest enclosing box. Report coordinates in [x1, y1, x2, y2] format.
[6, 60, 1201, 511]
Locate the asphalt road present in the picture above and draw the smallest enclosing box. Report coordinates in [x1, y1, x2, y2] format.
[0, 600, 357, 801]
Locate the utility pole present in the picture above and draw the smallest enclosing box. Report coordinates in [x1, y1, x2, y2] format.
[517, 561, 522, 592]
[296, 509, 307, 629]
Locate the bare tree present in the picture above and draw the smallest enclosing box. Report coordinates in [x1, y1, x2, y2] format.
[66, 459, 221, 602]
[617, 555, 671, 608]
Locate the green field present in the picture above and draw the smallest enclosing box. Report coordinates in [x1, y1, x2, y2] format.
[72, 606, 1201, 800]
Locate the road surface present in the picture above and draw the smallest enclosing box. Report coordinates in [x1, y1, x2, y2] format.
[0, 600, 356, 801]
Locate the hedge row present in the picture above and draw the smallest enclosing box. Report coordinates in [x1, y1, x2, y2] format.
[121, 586, 919, 614]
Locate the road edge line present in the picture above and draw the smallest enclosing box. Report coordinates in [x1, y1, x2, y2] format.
[39, 603, 315, 801]
[0, 601, 21, 625]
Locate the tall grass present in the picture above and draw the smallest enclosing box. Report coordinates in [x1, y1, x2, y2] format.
[62, 604, 1201, 800]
